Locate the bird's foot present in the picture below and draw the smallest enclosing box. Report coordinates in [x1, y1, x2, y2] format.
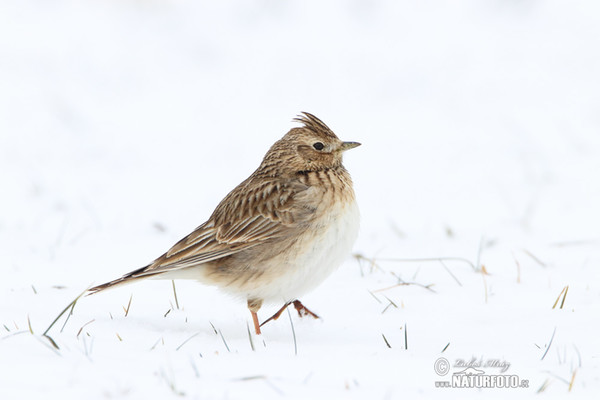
[292, 300, 320, 319]
[260, 299, 320, 328]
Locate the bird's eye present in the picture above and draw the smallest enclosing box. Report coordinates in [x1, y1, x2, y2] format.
[313, 142, 324, 150]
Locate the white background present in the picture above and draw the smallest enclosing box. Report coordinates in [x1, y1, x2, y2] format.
[1, 0, 599, 398]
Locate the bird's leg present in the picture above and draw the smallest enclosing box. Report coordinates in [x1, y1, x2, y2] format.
[260, 299, 321, 329]
[260, 301, 292, 327]
[292, 300, 320, 319]
[247, 298, 263, 335]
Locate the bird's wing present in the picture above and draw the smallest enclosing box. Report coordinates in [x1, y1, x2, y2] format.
[139, 177, 320, 275]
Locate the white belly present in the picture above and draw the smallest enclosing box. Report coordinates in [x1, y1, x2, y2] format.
[251, 198, 360, 303]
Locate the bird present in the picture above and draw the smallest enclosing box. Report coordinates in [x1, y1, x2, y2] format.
[88, 112, 360, 335]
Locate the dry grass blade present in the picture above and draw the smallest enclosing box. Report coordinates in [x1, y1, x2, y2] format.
[481, 267, 488, 303]
[353, 253, 383, 274]
[441, 342, 450, 353]
[150, 336, 164, 350]
[512, 252, 522, 283]
[172, 280, 180, 310]
[218, 329, 230, 352]
[116, 332, 123, 341]
[382, 333, 391, 348]
[522, 249, 546, 267]
[43, 335, 60, 351]
[246, 322, 255, 351]
[76, 319, 95, 339]
[31, 285, 37, 294]
[476, 236, 484, 271]
[541, 327, 557, 360]
[568, 369, 577, 392]
[404, 323, 408, 350]
[27, 315, 34, 334]
[377, 257, 476, 270]
[552, 286, 569, 309]
[176, 332, 200, 351]
[537, 378, 551, 393]
[375, 274, 436, 294]
[439, 260, 462, 287]
[367, 290, 382, 304]
[123, 294, 133, 317]
[236, 375, 267, 381]
[45, 292, 84, 335]
[286, 307, 297, 356]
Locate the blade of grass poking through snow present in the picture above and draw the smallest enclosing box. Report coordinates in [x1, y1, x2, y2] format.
[441, 342, 450, 353]
[512, 252, 522, 283]
[123, 294, 133, 317]
[42, 287, 89, 349]
[246, 322, 255, 351]
[172, 280, 180, 309]
[382, 333, 391, 348]
[439, 260, 462, 286]
[218, 329, 230, 352]
[481, 266, 489, 303]
[476, 236, 484, 271]
[552, 286, 569, 309]
[176, 332, 200, 351]
[404, 323, 408, 350]
[541, 327, 557, 360]
[60, 293, 81, 333]
[27, 315, 34, 334]
[568, 369, 577, 392]
[76, 320, 95, 339]
[522, 248, 547, 267]
[537, 379, 551, 393]
[286, 307, 297, 356]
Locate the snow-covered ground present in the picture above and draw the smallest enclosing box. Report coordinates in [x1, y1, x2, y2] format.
[1, 0, 599, 398]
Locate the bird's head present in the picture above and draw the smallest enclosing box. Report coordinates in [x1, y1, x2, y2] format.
[260, 112, 360, 175]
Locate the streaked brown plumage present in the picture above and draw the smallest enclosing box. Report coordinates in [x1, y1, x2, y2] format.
[89, 112, 360, 334]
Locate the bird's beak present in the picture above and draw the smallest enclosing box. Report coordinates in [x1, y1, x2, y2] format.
[339, 141, 361, 152]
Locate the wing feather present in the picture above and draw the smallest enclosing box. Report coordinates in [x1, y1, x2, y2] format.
[140, 177, 319, 274]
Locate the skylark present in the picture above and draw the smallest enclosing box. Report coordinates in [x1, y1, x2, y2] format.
[89, 112, 360, 334]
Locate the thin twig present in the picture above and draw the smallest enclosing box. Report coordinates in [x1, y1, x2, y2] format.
[376, 257, 476, 270]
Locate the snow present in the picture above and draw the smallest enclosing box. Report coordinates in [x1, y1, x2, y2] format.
[1, 0, 599, 398]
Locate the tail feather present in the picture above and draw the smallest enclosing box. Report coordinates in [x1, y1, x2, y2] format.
[87, 264, 159, 295]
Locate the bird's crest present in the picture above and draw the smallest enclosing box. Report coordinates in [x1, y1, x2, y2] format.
[293, 112, 338, 139]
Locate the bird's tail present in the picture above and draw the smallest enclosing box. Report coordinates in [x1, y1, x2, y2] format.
[87, 264, 159, 295]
